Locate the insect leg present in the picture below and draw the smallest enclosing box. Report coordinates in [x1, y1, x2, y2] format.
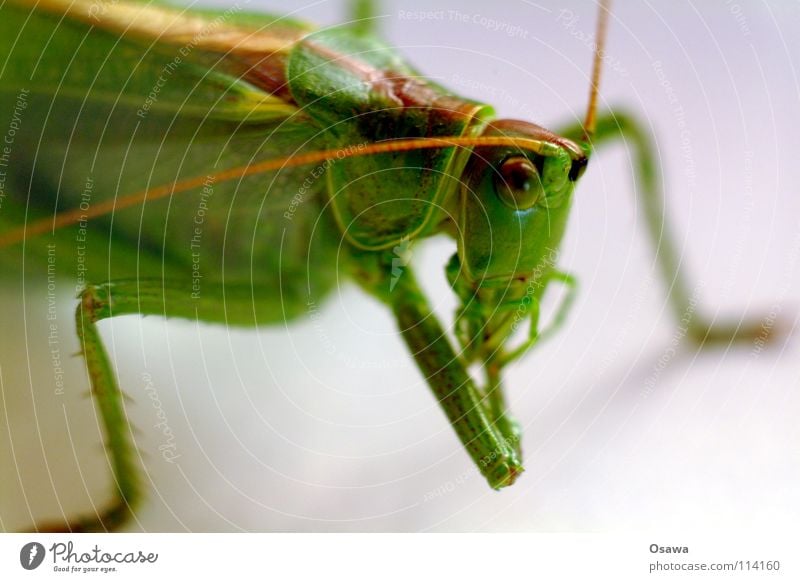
[500, 271, 578, 367]
[483, 359, 522, 461]
[481, 272, 578, 457]
[539, 271, 579, 342]
[38, 279, 272, 532]
[348, 0, 377, 36]
[34, 282, 143, 532]
[385, 266, 523, 489]
[562, 111, 776, 345]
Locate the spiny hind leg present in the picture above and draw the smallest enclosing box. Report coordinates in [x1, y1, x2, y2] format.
[36, 279, 278, 532]
[485, 271, 578, 458]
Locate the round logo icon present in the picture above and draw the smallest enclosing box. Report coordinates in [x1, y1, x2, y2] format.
[19, 542, 46, 570]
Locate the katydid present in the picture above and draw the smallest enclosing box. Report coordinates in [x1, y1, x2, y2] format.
[0, 0, 777, 532]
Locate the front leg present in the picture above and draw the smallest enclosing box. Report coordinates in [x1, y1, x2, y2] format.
[383, 266, 523, 489]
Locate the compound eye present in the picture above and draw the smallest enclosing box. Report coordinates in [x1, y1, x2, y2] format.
[494, 156, 543, 210]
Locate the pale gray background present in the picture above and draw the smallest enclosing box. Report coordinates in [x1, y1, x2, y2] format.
[1, 0, 798, 532]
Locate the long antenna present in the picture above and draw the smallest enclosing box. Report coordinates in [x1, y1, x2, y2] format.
[583, 0, 611, 141]
[0, 135, 560, 249]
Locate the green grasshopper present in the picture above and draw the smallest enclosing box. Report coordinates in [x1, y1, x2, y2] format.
[0, 0, 773, 532]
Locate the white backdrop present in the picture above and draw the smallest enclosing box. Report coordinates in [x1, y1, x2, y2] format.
[1, 0, 798, 532]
